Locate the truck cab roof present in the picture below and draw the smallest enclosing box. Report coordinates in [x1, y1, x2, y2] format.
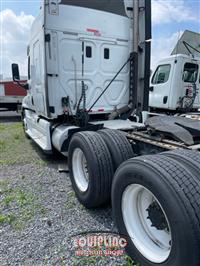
[156, 54, 200, 65]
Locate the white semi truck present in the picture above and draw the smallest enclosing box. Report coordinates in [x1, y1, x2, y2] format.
[12, 1, 200, 266]
[149, 31, 200, 113]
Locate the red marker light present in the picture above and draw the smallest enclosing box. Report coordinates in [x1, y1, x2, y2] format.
[87, 28, 101, 36]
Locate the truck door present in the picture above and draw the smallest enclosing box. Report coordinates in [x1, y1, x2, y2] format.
[149, 64, 172, 109]
[31, 39, 45, 114]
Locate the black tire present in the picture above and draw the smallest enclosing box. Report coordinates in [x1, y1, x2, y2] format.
[161, 149, 200, 183]
[68, 131, 114, 208]
[112, 155, 200, 266]
[98, 129, 134, 170]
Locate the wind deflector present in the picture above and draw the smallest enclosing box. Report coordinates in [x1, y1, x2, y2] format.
[59, 0, 127, 17]
[171, 30, 200, 57]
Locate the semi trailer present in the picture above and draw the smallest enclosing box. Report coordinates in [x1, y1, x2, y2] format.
[12, 1, 200, 265]
[0, 80, 27, 111]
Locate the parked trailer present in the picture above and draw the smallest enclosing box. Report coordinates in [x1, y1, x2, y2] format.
[12, 1, 200, 265]
[0, 80, 27, 111]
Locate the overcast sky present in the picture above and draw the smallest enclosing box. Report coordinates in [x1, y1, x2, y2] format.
[0, 0, 199, 79]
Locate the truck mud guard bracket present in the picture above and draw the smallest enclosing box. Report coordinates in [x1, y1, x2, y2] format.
[61, 124, 104, 152]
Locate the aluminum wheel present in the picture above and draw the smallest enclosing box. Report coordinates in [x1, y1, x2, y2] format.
[72, 148, 89, 192]
[122, 184, 172, 263]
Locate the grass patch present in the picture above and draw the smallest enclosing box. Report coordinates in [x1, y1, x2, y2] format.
[64, 191, 76, 209]
[0, 123, 45, 166]
[123, 255, 139, 266]
[0, 214, 8, 224]
[0, 124, 7, 131]
[72, 255, 98, 266]
[0, 180, 41, 230]
[0, 213, 16, 224]
[40, 206, 47, 215]
[14, 133, 20, 140]
[68, 191, 75, 199]
[3, 194, 15, 206]
[1, 184, 35, 208]
[0, 180, 11, 194]
[64, 201, 76, 209]
[0, 140, 7, 152]
[17, 190, 29, 206]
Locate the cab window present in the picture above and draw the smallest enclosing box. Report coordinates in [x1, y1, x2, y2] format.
[60, 0, 126, 17]
[152, 64, 171, 84]
[182, 63, 198, 83]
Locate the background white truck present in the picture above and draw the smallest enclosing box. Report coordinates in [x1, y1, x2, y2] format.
[11, 1, 200, 266]
[149, 30, 200, 113]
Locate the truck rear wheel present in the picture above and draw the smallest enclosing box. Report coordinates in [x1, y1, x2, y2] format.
[68, 131, 114, 208]
[112, 155, 200, 266]
[98, 129, 134, 170]
[161, 149, 200, 183]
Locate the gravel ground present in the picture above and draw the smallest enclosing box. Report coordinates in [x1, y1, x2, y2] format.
[0, 113, 137, 266]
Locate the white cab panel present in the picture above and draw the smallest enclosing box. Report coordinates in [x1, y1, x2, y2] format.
[44, 3, 131, 117]
[24, 110, 52, 152]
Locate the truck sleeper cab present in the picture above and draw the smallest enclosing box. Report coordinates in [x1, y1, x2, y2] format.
[18, 0, 133, 152]
[27, 0, 131, 118]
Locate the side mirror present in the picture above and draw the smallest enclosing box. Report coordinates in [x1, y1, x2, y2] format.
[149, 86, 154, 92]
[11, 63, 29, 90]
[12, 63, 20, 81]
